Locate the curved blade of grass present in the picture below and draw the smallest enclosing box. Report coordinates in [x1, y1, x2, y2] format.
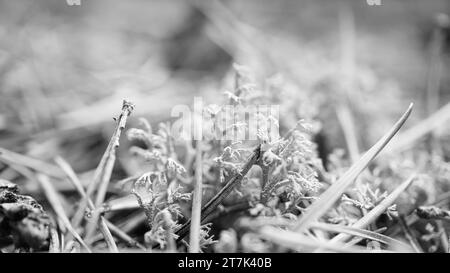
[386, 102, 450, 154]
[293, 103, 413, 233]
[95, 195, 140, 214]
[36, 174, 92, 253]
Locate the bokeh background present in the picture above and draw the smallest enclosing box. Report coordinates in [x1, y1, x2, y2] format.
[0, 0, 449, 176]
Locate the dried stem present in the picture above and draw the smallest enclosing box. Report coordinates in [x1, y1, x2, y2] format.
[189, 140, 203, 253]
[77, 100, 134, 241]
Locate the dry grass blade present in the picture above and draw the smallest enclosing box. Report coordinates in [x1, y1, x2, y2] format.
[36, 174, 92, 252]
[310, 222, 408, 249]
[189, 141, 203, 253]
[259, 226, 386, 253]
[77, 100, 134, 241]
[0, 147, 64, 178]
[331, 174, 417, 245]
[293, 103, 413, 233]
[54, 156, 119, 252]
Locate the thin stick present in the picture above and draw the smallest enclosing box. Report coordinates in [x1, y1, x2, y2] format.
[189, 141, 203, 253]
[293, 104, 413, 233]
[49, 226, 61, 253]
[77, 100, 134, 241]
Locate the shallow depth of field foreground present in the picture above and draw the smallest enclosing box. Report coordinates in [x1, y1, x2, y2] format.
[1, 0, 450, 253]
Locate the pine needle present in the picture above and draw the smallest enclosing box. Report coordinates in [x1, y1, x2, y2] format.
[330, 174, 417, 245]
[36, 174, 92, 253]
[77, 100, 134, 241]
[54, 156, 119, 252]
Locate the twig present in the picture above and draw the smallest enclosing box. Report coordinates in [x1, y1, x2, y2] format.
[74, 100, 134, 241]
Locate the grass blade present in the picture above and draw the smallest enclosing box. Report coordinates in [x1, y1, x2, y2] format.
[293, 103, 413, 233]
[330, 174, 417, 244]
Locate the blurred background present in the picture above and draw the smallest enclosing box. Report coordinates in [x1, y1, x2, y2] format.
[0, 0, 449, 177]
